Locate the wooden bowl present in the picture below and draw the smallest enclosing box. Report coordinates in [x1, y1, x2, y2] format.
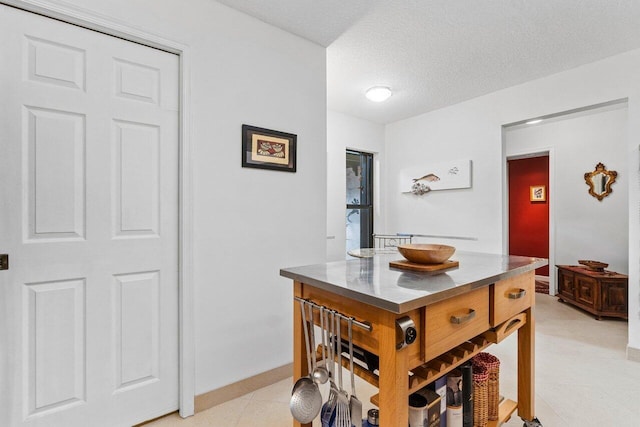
[578, 260, 608, 272]
[397, 244, 456, 264]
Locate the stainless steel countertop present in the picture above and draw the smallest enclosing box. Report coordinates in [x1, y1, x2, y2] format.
[281, 251, 547, 313]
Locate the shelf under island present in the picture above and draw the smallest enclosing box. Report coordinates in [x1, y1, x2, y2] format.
[281, 251, 547, 427]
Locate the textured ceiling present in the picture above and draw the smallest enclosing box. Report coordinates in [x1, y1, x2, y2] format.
[214, 0, 640, 124]
[213, 0, 373, 46]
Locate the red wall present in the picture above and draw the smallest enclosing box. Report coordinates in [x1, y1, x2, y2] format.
[508, 157, 549, 276]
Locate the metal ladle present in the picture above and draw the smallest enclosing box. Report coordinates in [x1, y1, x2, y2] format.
[312, 305, 329, 384]
[289, 300, 323, 423]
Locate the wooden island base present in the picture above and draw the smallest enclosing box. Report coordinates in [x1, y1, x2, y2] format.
[282, 252, 546, 427]
[291, 272, 538, 426]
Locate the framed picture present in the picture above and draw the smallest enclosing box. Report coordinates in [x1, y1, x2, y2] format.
[530, 185, 546, 202]
[242, 124, 296, 172]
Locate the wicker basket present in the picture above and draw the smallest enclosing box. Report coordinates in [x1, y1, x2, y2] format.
[474, 352, 501, 420]
[471, 361, 489, 427]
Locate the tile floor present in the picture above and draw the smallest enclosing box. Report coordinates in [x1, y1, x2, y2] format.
[147, 294, 639, 427]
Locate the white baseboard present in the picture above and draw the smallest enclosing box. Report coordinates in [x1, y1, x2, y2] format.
[627, 345, 640, 362]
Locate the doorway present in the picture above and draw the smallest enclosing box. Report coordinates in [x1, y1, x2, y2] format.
[346, 150, 373, 253]
[503, 99, 629, 298]
[507, 156, 550, 293]
[0, 5, 180, 426]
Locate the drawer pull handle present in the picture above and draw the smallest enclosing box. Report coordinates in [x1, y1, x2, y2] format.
[504, 317, 522, 333]
[508, 289, 527, 299]
[450, 309, 476, 324]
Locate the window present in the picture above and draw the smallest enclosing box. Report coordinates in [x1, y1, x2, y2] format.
[346, 150, 373, 253]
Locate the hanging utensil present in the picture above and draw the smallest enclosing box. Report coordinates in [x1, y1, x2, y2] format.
[313, 305, 329, 384]
[335, 313, 351, 427]
[290, 300, 323, 423]
[321, 309, 338, 427]
[307, 303, 319, 382]
[348, 316, 363, 426]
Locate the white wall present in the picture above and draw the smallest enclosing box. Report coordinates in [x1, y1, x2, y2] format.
[51, 0, 328, 394]
[385, 107, 502, 251]
[505, 105, 629, 275]
[385, 50, 640, 355]
[327, 110, 385, 261]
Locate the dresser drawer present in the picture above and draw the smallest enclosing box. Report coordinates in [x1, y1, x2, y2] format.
[491, 271, 534, 326]
[423, 286, 490, 361]
[576, 275, 598, 309]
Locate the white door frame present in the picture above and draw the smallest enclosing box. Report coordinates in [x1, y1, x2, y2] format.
[0, 0, 195, 417]
[502, 144, 557, 296]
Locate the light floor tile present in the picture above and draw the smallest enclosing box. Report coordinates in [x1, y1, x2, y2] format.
[146, 294, 637, 427]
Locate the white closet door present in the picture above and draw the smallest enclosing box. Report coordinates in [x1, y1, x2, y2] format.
[0, 5, 180, 426]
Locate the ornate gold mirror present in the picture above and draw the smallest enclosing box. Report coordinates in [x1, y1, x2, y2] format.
[584, 162, 617, 201]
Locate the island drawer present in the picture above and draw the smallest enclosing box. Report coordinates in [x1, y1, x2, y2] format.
[423, 286, 490, 361]
[491, 271, 534, 326]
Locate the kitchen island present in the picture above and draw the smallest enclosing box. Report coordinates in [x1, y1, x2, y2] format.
[281, 251, 547, 427]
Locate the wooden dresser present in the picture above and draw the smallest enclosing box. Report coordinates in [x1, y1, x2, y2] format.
[556, 265, 628, 320]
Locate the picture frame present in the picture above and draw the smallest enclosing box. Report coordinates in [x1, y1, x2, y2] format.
[242, 124, 296, 172]
[530, 185, 546, 202]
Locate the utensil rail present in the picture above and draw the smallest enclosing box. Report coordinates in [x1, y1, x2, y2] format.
[294, 297, 373, 332]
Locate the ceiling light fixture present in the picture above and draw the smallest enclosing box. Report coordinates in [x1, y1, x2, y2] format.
[526, 119, 543, 125]
[365, 86, 392, 102]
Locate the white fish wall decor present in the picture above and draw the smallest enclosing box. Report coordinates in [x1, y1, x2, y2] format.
[400, 159, 472, 195]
